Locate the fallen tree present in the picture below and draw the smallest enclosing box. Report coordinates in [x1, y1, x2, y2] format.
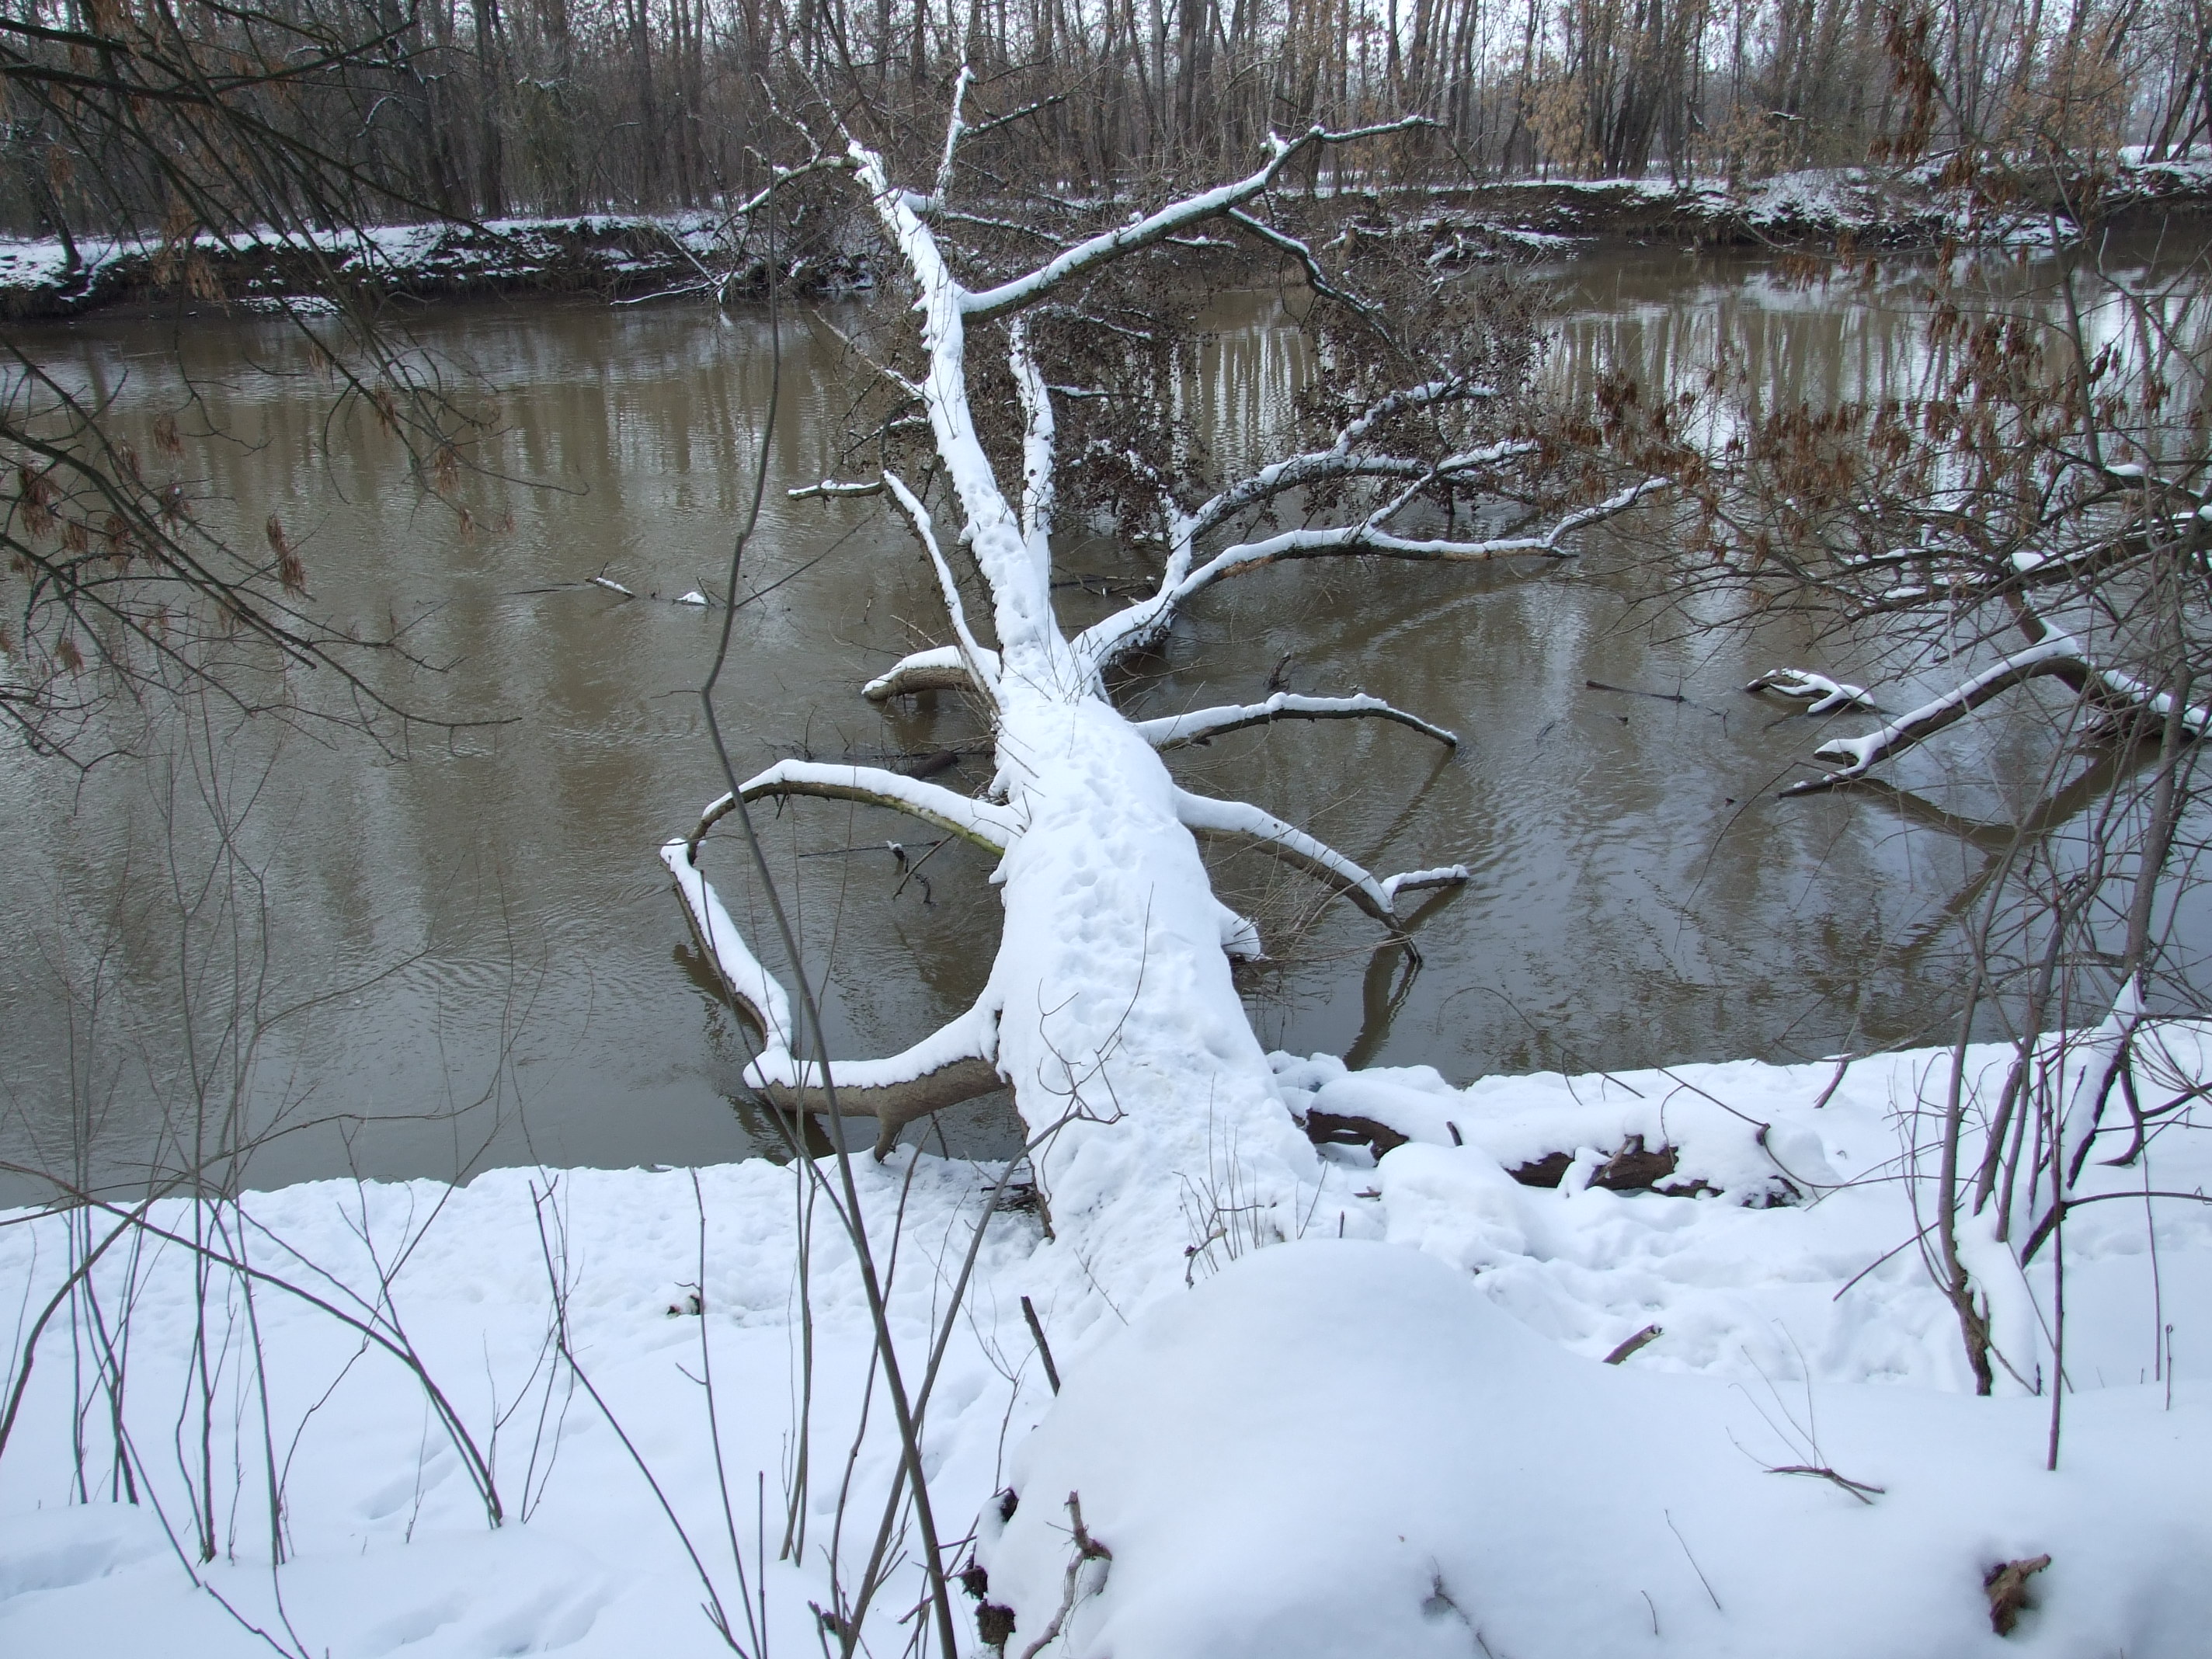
[662, 87, 1662, 1300]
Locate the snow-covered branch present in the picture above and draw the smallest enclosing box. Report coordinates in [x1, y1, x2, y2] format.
[847, 138, 1074, 683]
[930, 63, 976, 207]
[1073, 420, 1536, 675]
[1174, 788, 1466, 927]
[958, 117, 1435, 322]
[1009, 316, 1056, 583]
[1786, 639, 2090, 792]
[664, 826, 1004, 1153]
[685, 759, 1018, 859]
[2088, 666, 2212, 735]
[1135, 691, 1459, 751]
[1225, 208, 1382, 319]
[1118, 475, 1670, 643]
[661, 836, 795, 1047]
[863, 645, 978, 701]
[882, 471, 1005, 704]
[1379, 867, 1471, 903]
[1788, 628, 2212, 793]
[1338, 379, 1495, 446]
[1744, 667, 1873, 716]
[745, 1001, 1004, 1156]
[722, 149, 860, 222]
[788, 478, 885, 499]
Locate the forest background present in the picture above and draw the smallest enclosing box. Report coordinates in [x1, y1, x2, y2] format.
[5, 0, 2210, 249]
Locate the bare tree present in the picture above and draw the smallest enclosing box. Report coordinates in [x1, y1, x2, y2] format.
[1658, 232, 2212, 1403]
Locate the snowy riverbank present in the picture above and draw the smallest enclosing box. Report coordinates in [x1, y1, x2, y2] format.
[3, 1034, 2209, 1655]
[8, 150, 2210, 323]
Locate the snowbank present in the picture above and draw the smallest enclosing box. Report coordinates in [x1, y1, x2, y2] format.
[0, 215, 878, 319]
[980, 1240, 2209, 1658]
[2, 1035, 2208, 1654]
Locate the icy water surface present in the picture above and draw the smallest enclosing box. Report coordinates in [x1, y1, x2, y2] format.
[4, 247, 2201, 1195]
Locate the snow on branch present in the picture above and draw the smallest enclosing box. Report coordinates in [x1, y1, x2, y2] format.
[958, 117, 1435, 322]
[863, 645, 978, 701]
[847, 138, 1072, 680]
[1786, 638, 2092, 793]
[685, 759, 1019, 860]
[1224, 209, 1382, 319]
[1790, 625, 2212, 795]
[2085, 665, 2212, 736]
[1154, 475, 1671, 612]
[664, 826, 1003, 1153]
[1173, 788, 1466, 927]
[661, 836, 795, 1048]
[1135, 691, 1459, 751]
[1744, 667, 1874, 716]
[1073, 428, 1539, 675]
[930, 62, 976, 207]
[1338, 379, 1497, 447]
[788, 478, 885, 499]
[723, 150, 860, 222]
[745, 1000, 1005, 1156]
[882, 470, 1005, 704]
[1009, 315, 1056, 583]
[1379, 867, 1470, 903]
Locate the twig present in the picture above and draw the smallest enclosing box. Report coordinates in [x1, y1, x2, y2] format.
[1602, 1324, 1661, 1365]
[1766, 1463, 1885, 1503]
[1021, 1296, 1061, 1393]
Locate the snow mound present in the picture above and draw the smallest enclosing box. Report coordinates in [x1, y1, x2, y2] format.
[979, 1238, 2212, 1659]
[1273, 1050, 1835, 1202]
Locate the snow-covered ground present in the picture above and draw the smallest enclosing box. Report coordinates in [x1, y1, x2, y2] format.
[8, 148, 2205, 319]
[0, 213, 876, 316]
[2, 1032, 2207, 1655]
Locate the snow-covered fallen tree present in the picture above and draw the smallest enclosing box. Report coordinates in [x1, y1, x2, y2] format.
[661, 91, 1662, 1309]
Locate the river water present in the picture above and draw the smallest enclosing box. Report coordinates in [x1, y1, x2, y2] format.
[2, 245, 2195, 1198]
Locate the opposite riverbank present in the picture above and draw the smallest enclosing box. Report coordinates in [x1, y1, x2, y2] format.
[8, 155, 2209, 323]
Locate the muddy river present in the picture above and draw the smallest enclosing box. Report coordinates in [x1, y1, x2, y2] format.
[4, 245, 2193, 1196]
